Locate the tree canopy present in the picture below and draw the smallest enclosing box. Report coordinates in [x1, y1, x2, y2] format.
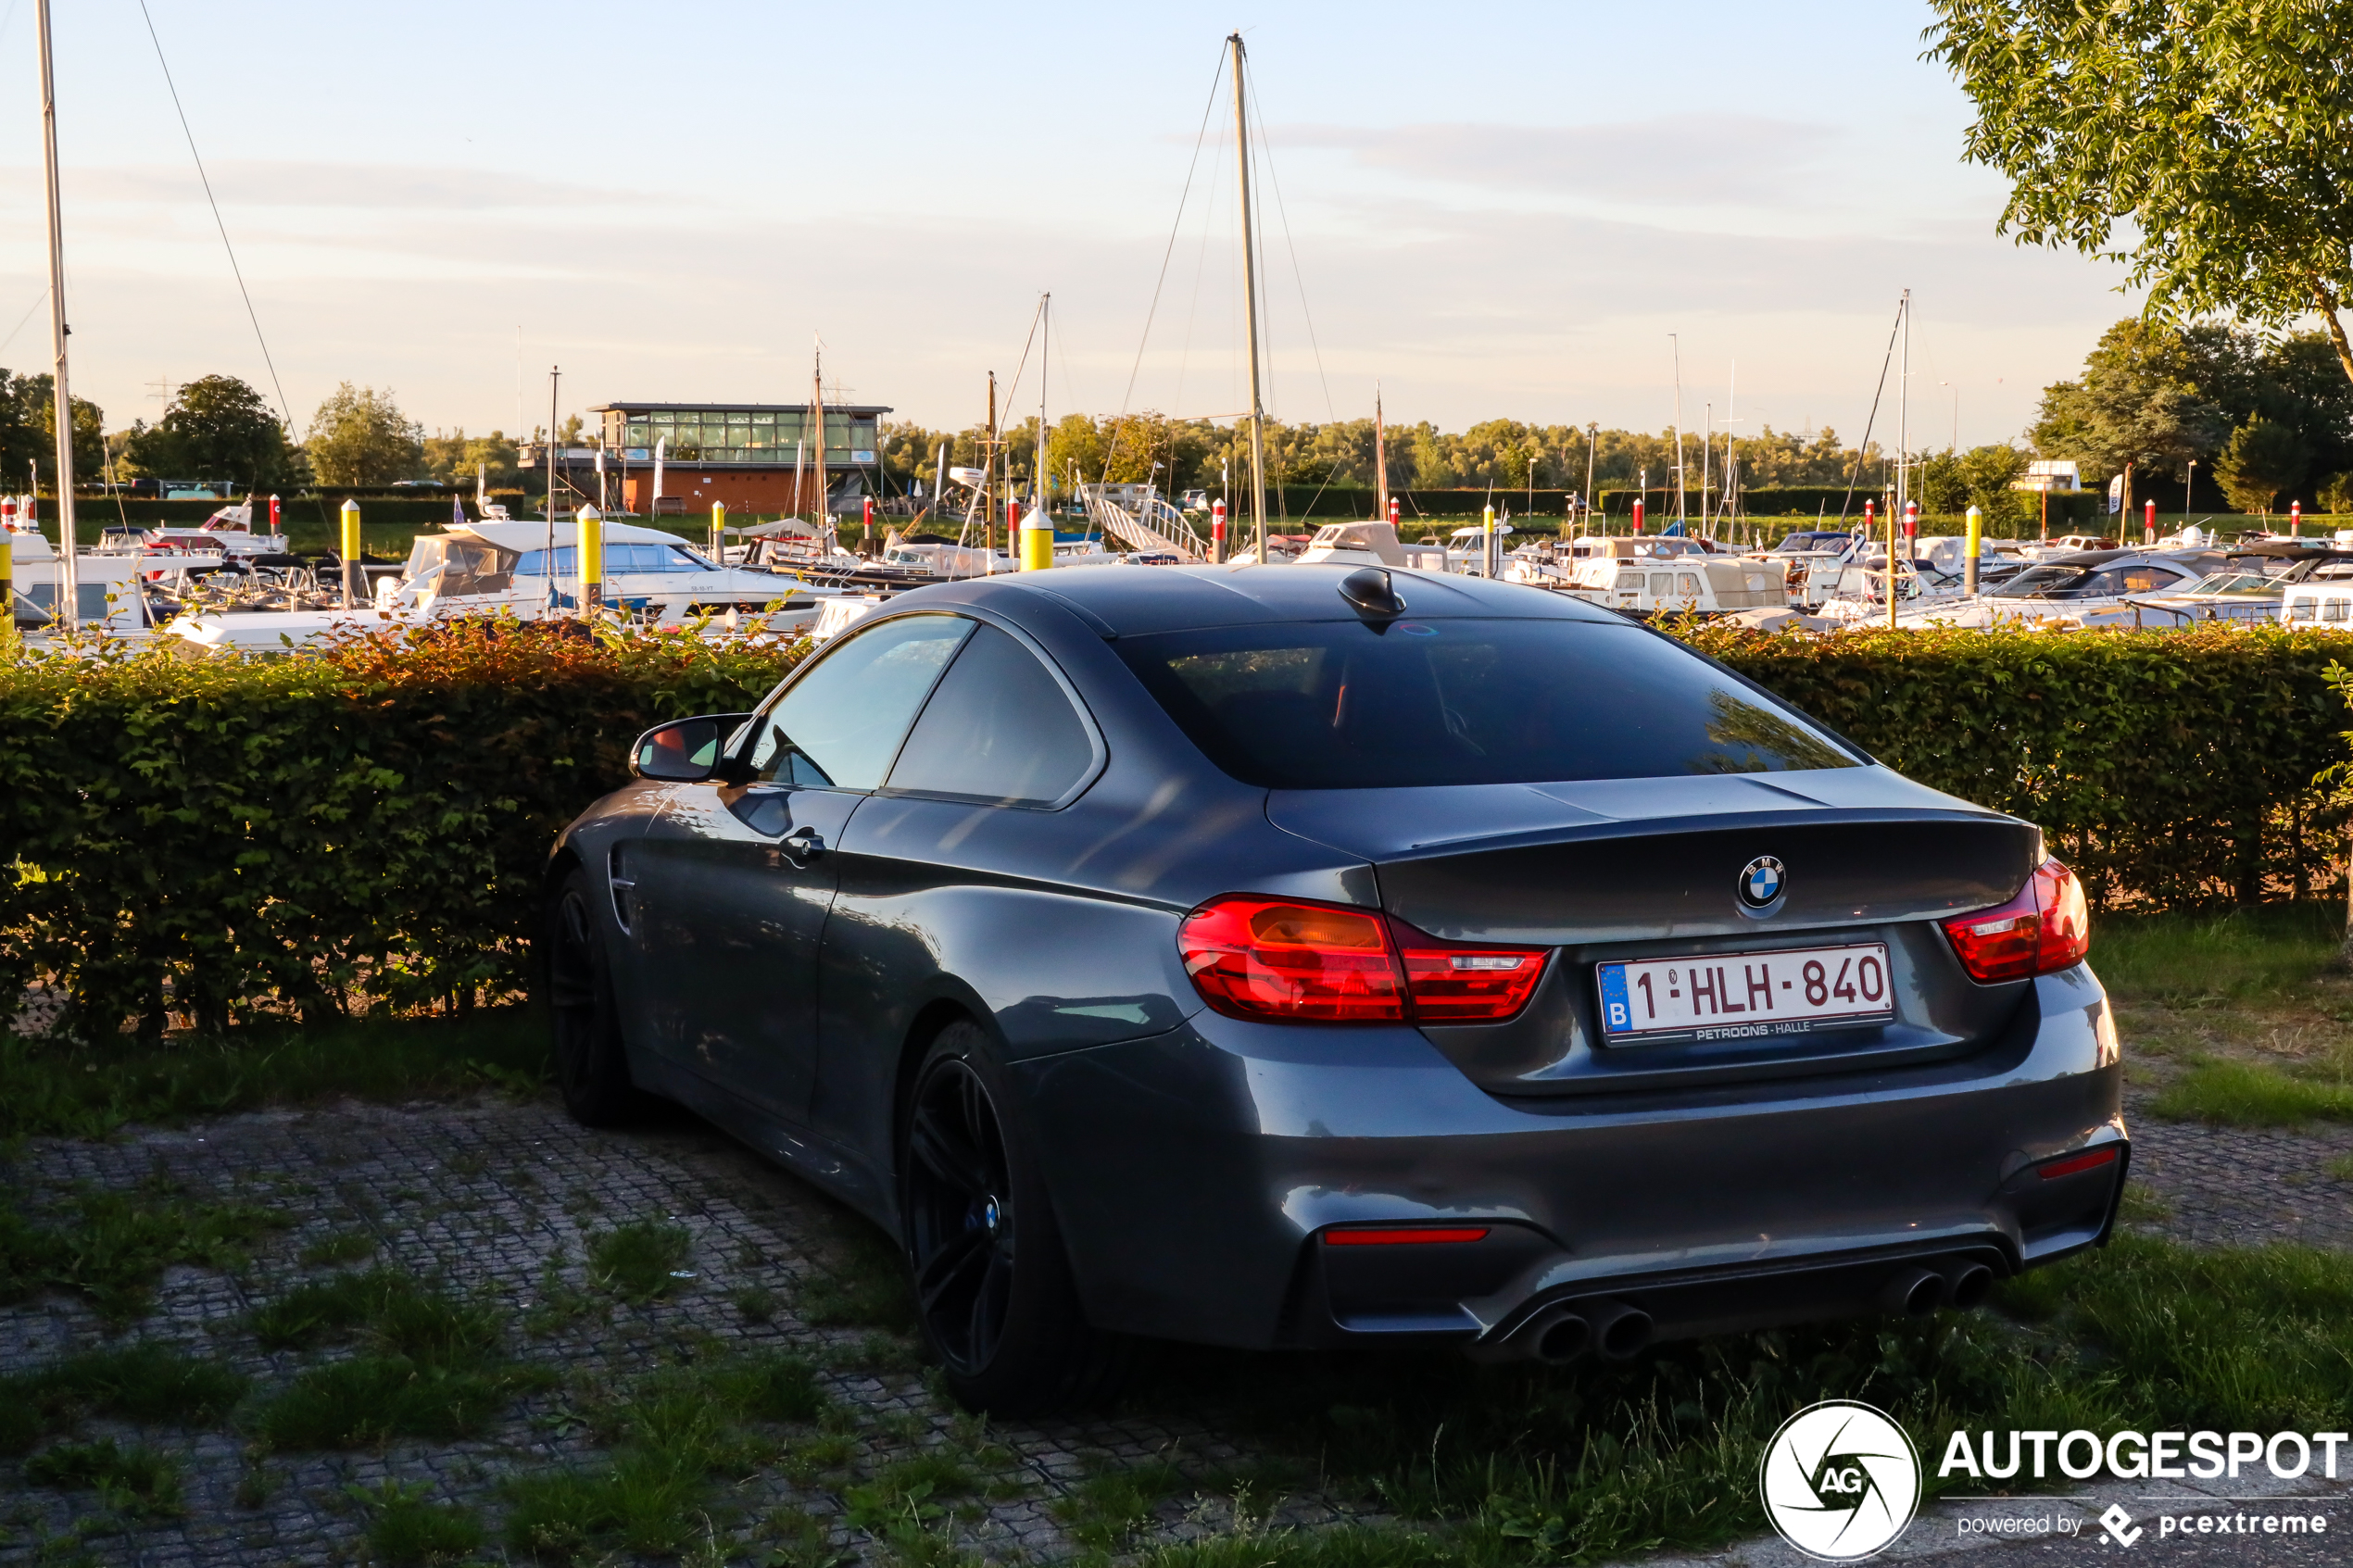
[120, 375, 294, 489]
[304, 383, 424, 486]
[2031, 317, 2353, 502]
[1926, 0, 2353, 387]
[0, 369, 104, 487]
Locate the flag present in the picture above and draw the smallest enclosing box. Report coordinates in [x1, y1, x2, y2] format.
[453, 495, 466, 527]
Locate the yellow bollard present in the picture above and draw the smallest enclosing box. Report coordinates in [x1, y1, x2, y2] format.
[0, 523, 15, 651]
[577, 505, 604, 616]
[339, 498, 361, 608]
[1482, 501, 1496, 578]
[1019, 504, 1054, 571]
[710, 500, 725, 561]
[1964, 504, 1982, 596]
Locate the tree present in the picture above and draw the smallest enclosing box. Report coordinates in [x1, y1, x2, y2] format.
[2213, 415, 2308, 515]
[1926, 2, 2353, 390]
[304, 383, 423, 485]
[0, 370, 104, 486]
[121, 375, 292, 488]
[2029, 320, 2225, 486]
[1919, 444, 2031, 525]
[422, 429, 522, 490]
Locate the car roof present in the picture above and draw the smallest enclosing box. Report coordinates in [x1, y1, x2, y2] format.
[917, 563, 1622, 638]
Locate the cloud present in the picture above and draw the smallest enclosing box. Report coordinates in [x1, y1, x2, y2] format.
[1278, 116, 1843, 207]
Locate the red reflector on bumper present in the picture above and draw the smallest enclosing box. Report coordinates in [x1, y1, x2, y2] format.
[2037, 1147, 2120, 1180]
[1322, 1226, 1491, 1247]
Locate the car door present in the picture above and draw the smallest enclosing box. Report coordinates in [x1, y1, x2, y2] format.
[627, 611, 975, 1118]
[812, 619, 1111, 1160]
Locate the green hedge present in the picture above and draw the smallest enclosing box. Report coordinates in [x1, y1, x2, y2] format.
[1693, 621, 2353, 910]
[3, 621, 2349, 1035]
[0, 626, 800, 1037]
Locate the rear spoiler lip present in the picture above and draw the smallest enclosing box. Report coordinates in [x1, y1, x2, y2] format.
[1301, 804, 2032, 870]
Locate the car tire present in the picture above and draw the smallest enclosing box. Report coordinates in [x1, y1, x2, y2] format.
[544, 867, 645, 1127]
[900, 1020, 1131, 1415]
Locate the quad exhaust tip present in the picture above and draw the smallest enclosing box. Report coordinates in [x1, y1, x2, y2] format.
[1881, 1258, 1998, 1317]
[1881, 1266, 1947, 1317]
[1517, 1297, 1653, 1364]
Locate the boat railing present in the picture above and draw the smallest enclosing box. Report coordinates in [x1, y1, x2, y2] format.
[1077, 485, 1206, 561]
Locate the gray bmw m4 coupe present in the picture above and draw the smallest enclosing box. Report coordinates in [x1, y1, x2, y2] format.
[543, 563, 2124, 1413]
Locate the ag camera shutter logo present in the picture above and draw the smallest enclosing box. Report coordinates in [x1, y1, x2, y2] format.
[1759, 1400, 1921, 1561]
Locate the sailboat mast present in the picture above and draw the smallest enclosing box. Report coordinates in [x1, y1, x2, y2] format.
[1892, 288, 1908, 632]
[36, 0, 76, 628]
[812, 343, 826, 529]
[1229, 31, 1267, 564]
[1374, 383, 1388, 533]
[1038, 293, 1050, 513]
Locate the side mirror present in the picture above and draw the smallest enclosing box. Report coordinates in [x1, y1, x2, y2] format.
[631, 712, 753, 783]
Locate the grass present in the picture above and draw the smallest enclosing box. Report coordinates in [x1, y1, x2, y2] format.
[1055, 1460, 1194, 1551]
[2146, 1058, 2353, 1125]
[1051, 1230, 2353, 1567]
[2092, 902, 2344, 1007]
[0, 1178, 285, 1322]
[586, 1220, 694, 1301]
[500, 1349, 829, 1562]
[2095, 902, 2353, 1127]
[794, 1218, 917, 1333]
[245, 1272, 546, 1450]
[0, 1341, 249, 1459]
[0, 1005, 548, 1143]
[348, 1480, 485, 1566]
[246, 1267, 507, 1358]
[24, 1438, 185, 1520]
[297, 1230, 377, 1267]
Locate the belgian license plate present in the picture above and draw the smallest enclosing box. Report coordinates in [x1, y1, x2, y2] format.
[1595, 943, 1894, 1044]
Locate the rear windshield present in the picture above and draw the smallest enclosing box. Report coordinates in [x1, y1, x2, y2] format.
[1116, 618, 1859, 788]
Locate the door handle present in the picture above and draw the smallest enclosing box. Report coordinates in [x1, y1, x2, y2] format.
[779, 826, 825, 868]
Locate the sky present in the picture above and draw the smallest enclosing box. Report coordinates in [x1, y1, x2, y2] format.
[0, 0, 2141, 452]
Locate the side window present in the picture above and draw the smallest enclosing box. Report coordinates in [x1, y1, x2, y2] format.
[886, 624, 1098, 808]
[746, 615, 972, 788]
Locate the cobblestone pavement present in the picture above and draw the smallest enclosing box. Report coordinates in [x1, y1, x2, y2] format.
[0, 1096, 1361, 1566]
[6, 1083, 2351, 1566]
[2119, 1085, 2353, 1250]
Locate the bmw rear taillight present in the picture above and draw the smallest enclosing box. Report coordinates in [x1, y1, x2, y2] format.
[1178, 895, 1548, 1024]
[1940, 859, 2091, 983]
[1392, 931, 1548, 1022]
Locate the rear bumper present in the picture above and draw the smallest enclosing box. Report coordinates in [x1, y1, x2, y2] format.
[1013, 964, 2123, 1350]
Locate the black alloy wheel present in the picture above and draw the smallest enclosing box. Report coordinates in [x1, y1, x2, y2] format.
[545, 867, 644, 1126]
[900, 1022, 1131, 1414]
[905, 1053, 1017, 1372]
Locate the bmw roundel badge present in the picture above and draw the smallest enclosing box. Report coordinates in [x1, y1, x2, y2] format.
[1739, 855, 1785, 909]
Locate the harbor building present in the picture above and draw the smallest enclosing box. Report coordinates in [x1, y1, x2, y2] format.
[586, 400, 893, 515]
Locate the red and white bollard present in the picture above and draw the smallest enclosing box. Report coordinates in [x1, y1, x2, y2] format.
[1388, 495, 1401, 527]
[1903, 499, 1919, 547]
[1632, 497, 1645, 534]
[1211, 496, 1227, 560]
[269, 493, 282, 539]
[2291, 499, 2303, 536]
[2145, 498, 2157, 544]
[0, 495, 13, 531]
